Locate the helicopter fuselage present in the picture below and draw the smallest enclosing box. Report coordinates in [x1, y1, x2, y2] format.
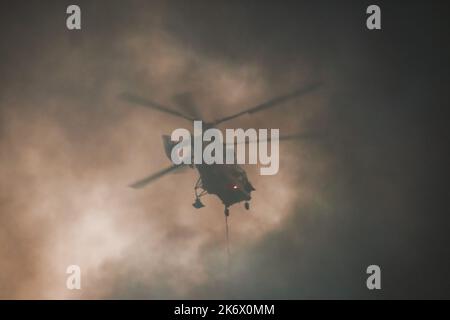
[163, 133, 255, 211]
[195, 162, 255, 209]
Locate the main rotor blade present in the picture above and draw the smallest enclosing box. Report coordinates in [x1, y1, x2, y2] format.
[225, 132, 324, 145]
[172, 92, 203, 121]
[129, 164, 186, 189]
[213, 82, 322, 125]
[278, 132, 324, 142]
[119, 92, 195, 121]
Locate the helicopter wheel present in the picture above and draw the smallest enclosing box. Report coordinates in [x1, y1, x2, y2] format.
[244, 202, 250, 210]
[192, 197, 205, 209]
[224, 207, 230, 216]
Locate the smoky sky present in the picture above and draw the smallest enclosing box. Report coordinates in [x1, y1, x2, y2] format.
[0, 0, 449, 299]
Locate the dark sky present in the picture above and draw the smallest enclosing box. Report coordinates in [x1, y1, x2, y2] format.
[0, 0, 449, 299]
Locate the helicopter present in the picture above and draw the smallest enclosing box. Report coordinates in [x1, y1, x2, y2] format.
[120, 82, 321, 216]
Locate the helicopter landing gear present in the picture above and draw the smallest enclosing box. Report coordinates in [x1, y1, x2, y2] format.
[193, 177, 207, 209]
[224, 207, 230, 216]
[244, 201, 250, 210]
[192, 197, 204, 209]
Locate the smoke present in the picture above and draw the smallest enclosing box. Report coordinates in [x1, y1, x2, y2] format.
[0, 0, 323, 299]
